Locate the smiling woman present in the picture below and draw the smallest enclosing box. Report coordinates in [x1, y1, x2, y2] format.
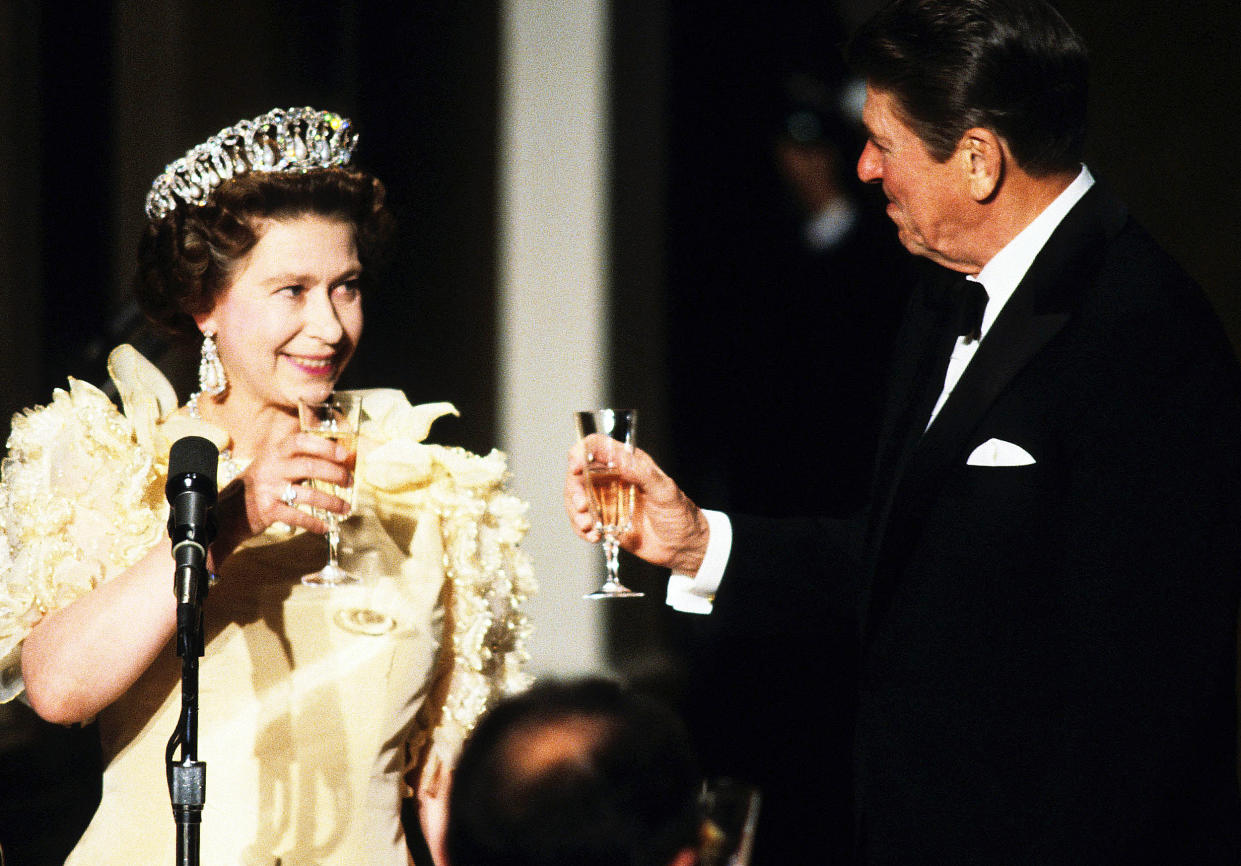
[193, 215, 365, 425]
[0, 107, 534, 866]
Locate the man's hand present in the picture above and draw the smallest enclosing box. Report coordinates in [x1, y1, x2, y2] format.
[564, 440, 710, 575]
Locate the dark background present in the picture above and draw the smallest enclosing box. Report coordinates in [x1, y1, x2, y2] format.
[1, 1, 1238, 862]
[2, 1, 1239, 451]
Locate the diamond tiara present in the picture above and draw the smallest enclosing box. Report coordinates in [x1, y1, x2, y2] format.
[144, 106, 358, 221]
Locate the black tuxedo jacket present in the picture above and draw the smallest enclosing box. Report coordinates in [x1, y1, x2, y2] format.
[712, 183, 1241, 864]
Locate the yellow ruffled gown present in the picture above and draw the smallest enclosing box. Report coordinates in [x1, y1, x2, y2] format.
[0, 346, 534, 866]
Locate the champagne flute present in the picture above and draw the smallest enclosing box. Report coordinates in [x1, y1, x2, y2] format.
[698, 778, 762, 866]
[575, 409, 643, 599]
[298, 394, 362, 586]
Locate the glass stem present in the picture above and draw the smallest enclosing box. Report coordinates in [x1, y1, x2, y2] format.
[326, 514, 341, 566]
[602, 534, 621, 587]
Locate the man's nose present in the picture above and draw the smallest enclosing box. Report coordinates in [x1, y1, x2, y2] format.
[857, 140, 882, 183]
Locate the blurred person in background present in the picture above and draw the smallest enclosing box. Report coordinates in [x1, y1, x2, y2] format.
[443, 678, 701, 866]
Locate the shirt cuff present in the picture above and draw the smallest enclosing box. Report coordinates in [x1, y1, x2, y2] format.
[665, 509, 732, 615]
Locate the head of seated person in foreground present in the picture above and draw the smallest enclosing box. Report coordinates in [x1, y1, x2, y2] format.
[445, 677, 701, 866]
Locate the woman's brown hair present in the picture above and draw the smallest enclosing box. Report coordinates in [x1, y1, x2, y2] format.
[135, 166, 394, 341]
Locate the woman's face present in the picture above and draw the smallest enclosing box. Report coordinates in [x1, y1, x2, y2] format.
[196, 213, 364, 413]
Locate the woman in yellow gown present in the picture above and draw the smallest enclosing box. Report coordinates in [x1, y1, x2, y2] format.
[0, 107, 533, 865]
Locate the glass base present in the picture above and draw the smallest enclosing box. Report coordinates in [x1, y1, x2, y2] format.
[302, 562, 359, 587]
[334, 607, 396, 634]
[584, 582, 645, 599]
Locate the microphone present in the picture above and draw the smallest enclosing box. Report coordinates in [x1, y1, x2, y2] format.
[166, 436, 219, 608]
[165, 437, 218, 848]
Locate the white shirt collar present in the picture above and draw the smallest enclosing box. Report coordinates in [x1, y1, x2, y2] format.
[972, 165, 1095, 337]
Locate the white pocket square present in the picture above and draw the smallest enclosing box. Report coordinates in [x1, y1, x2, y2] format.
[967, 438, 1036, 467]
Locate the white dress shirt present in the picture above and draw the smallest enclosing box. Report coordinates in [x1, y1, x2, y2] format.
[668, 166, 1096, 614]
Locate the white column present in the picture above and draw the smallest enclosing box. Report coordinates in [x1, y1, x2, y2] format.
[496, 1, 613, 676]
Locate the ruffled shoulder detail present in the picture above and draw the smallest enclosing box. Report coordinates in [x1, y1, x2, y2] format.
[357, 388, 458, 445]
[108, 344, 179, 454]
[354, 389, 536, 766]
[0, 355, 175, 700]
[108, 344, 229, 462]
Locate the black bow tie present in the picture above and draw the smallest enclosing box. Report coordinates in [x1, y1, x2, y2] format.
[927, 277, 988, 343]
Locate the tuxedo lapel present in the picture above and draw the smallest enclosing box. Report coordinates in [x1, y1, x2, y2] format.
[915, 283, 1069, 469]
[868, 267, 964, 532]
[860, 184, 1129, 640]
[915, 184, 1126, 477]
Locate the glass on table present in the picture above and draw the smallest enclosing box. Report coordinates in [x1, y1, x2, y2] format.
[698, 778, 762, 866]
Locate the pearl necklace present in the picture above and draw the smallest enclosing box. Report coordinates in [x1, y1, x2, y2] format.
[186, 390, 243, 485]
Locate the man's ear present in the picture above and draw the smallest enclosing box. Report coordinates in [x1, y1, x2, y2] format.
[958, 127, 1004, 201]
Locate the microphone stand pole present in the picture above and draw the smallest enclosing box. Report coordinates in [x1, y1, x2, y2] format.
[167, 543, 209, 866]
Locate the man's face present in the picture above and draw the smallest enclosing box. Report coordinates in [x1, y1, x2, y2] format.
[857, 85, 974, 269]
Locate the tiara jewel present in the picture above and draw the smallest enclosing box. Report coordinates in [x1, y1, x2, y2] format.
[144, 106, 358, 221]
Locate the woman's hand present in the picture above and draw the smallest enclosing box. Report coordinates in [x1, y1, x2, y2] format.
[418, 755, 452, 866]
[211, 430, 356, 568]
[23, 431, 359, 724]
[564, 440, 710, 576]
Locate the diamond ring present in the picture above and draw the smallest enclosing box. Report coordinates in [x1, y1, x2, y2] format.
[281, 482, 298, 507]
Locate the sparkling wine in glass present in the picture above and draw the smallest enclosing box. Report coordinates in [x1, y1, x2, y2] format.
[299, 394, 362, 586]
[575, 409, 643, 599]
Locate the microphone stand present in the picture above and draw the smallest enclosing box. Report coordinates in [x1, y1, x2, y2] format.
[164, 436, 218, 866]
[167, 542, 209, 866]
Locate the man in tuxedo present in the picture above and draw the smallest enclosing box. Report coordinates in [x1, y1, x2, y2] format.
[565, 0, 1241, 862]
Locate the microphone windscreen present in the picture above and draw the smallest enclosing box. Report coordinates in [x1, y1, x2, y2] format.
[167, 436, 219, 497]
